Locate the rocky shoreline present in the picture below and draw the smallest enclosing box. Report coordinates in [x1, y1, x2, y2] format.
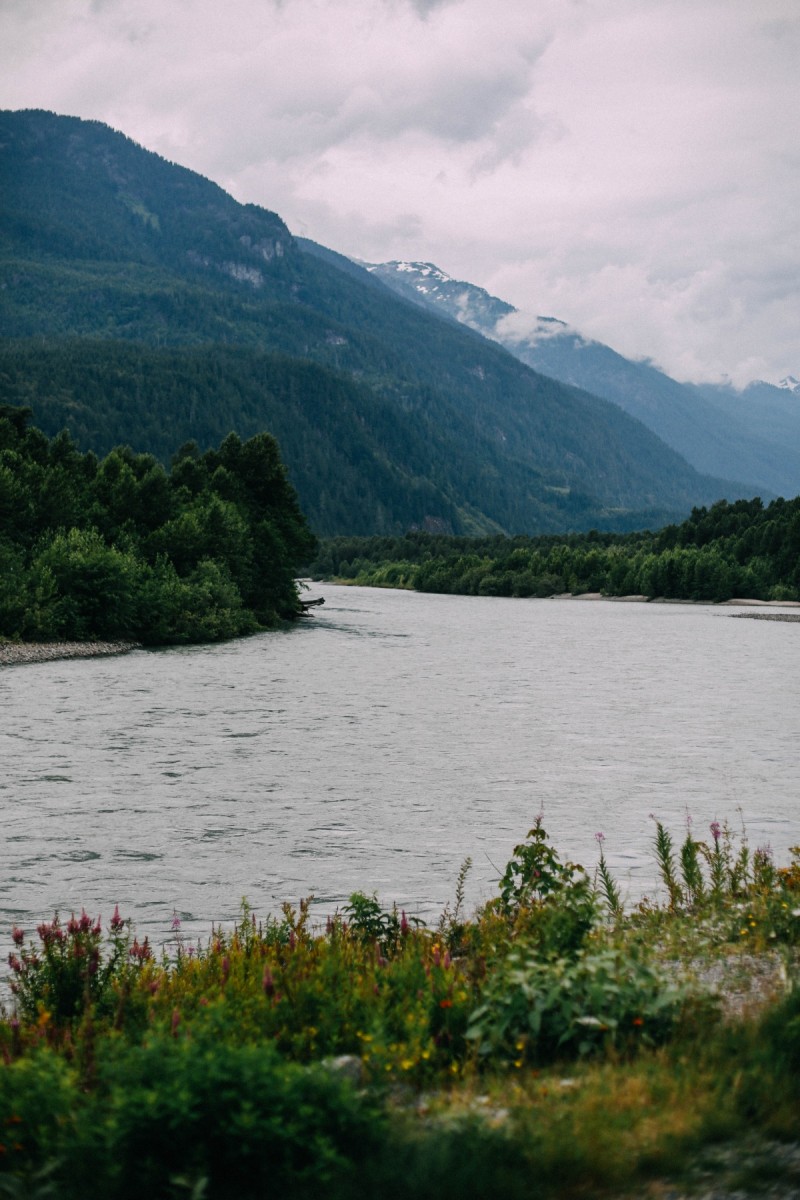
[730, 612, 800, 623]
[0, 640, 141, 667]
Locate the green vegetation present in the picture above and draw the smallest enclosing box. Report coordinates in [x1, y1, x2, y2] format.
[310, 496, 800, 602]
[0, 406, 316, 645]
[0, 108, 750, 538]
[2, 819, 799, 1197]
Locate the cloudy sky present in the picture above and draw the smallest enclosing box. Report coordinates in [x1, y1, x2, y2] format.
[2, 0, 798, 386]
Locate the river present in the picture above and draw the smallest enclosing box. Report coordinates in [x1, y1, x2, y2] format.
[1, 585, 798, 950]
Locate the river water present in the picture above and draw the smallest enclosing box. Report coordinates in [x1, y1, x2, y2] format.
[1, 585, 798, 950]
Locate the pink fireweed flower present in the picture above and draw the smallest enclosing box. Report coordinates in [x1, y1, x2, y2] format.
[595, 832, 605, 844]
[130, 937, 152, 962]
[171, 912, 181, 932]
[400, 910, 410, 937]
[11, 927, 24, 947]
[110, 905, 124, 933]
[7, 955, 21, 974]
[262, 967, 275, 997]
[710, 821, 722, 844]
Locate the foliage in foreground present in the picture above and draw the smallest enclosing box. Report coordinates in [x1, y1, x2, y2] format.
[1, 820, 799, 1197]
[0, 406, 316, 645]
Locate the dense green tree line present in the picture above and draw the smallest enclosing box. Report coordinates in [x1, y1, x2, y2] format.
[309, 497, 800, 602]
[0, 406, 316, 644]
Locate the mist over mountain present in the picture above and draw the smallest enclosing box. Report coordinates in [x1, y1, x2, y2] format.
[364, 260, 800, 500]
[0, 109, 759, 536]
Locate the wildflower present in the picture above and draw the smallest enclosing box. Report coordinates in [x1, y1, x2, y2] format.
[262, 967, 275, 997]
[439, 999, 453, 1009]
[130, 937, 152, 962]
[221, 956, 230, 981]
[7, 955, 21, 974]
[710, 821, 722, 844]
[632, 1017, 644, 1027]
[110, 904, 124, 933]
[595, 832, 605, 844]
[400, 910, 410, 937]
[11, 927, 24, 947]
[171, 911, 181, 932]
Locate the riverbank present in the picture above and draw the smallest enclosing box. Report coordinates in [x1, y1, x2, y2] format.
[0, 640, 141, 667]
[2, 817, 799, 1199]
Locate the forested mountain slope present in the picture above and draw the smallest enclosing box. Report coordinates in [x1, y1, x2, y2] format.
[362, 259, 798, 499]
[0, 109, 752, 535]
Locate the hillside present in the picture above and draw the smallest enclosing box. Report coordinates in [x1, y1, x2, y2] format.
[0, 109, 752, 536]
[363, 259, 800, 499]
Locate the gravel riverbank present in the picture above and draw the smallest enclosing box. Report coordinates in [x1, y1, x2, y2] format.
[0, 640, 141, 666]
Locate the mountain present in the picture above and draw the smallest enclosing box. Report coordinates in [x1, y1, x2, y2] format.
[0, 109, 753, 536]
[689, 378, 800, 470]
[364, 260, 800, 499]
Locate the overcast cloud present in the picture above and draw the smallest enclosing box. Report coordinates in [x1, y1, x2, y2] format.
[1, 0, 798, 385]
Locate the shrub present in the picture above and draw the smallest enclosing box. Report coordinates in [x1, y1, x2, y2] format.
[466, 944, 699, 1065]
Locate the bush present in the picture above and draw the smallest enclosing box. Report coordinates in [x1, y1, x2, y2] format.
[467, 944, 699, 1064]
[86, 1037, 385, 1200]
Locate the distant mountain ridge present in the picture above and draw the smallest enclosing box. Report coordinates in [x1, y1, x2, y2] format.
[364, 259, 800, 499]
[0, 108, 760, 536]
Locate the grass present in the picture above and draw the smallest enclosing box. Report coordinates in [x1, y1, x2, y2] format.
[0, 818, 798, 1197]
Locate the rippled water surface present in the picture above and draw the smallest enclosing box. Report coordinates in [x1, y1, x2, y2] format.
[1, 586, 798, 946]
